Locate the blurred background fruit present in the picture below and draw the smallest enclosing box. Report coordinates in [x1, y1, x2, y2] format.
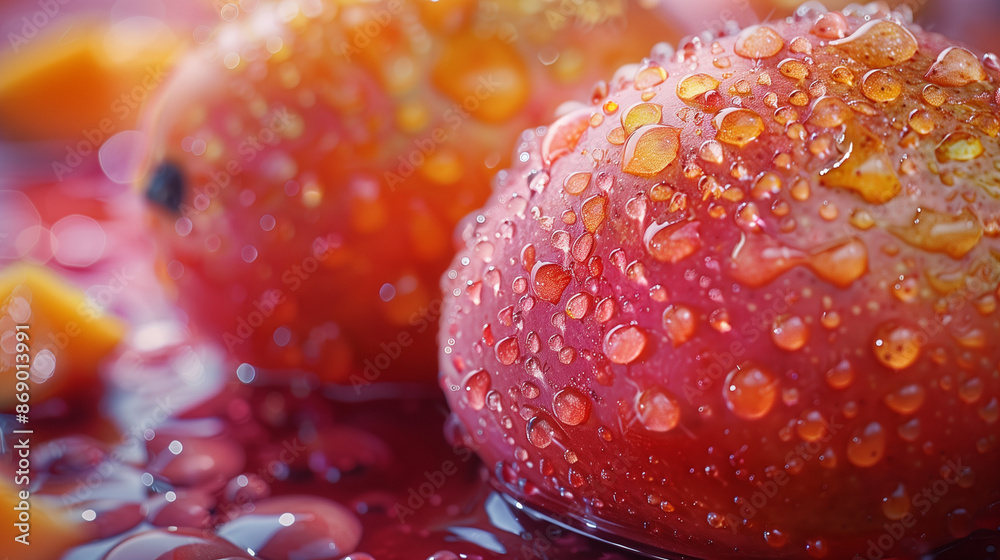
[138, 0, 683, 385]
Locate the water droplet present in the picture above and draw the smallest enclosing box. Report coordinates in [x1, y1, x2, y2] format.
[734, 25, 785, 59]
[531, 262, 572, 304]
[644, 221, 702, 263]
[723, 364, 778, 420]
[809, 239, 869, 288]
[714, 108, 764, 147]
[563, 172, 591, 195]
[888, 208, 982, 258]
[884, 384, 925, 414]
[621, 125, 681, 177]
[771, 315, 809, 351]
[807, 96, 852, 127]
[582, 194, 608, 232]
[603, 325, 647, 365]
[541, 109, 590, 165]
[797, 410, 829, 442]
[217, 496, 362, 559]
[635, 386, 681, 432]
[463, 370, 491, 411]
[891, 276, 919, 302]
[908, 109, 935, 134]
[926, 47, 987, 87]
[677, 74, 721, 101]
[764, 528, 788, 548]
[825, 359, 854, 389]
[846, 422, 886, 467]
[526, 416, 557, 448]
[778, 58, 810, 80]
[820, 127, 900, 203]
[831, 20, 918, 68]
[959, 377, 984, 403]
[872, 323, 922, 370]
[553, 388, 591, 426]
[922, 84, 947, 106]
[662, 305, 697, 346]
[622, 103, 663, 135]
[495, 337, 520, 366]
[935, 132, 984, 163]
[572, 233, 594, 262]
[881, 483, 910, 520]
[861, 69, 902, 102]
[635, 61, 668, 89]
[810, 12, 848, 39]
[831, 65, 854, 85]
[565, 292, 593, 320]
[521, 382, 540, 399]
[699, 140, 724, 164]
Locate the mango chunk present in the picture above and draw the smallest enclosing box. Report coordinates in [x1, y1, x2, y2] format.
[0, 264, 126, 410]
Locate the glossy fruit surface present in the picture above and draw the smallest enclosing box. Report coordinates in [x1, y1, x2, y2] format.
[139, 0, 678, 385]
[440, 5, 1000, 558]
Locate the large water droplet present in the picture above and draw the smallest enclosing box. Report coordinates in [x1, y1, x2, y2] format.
[217, 496, 362, 559]
[861, 69, 902, 102]
[771, 315, 809, 351]
[662, 304, 698, 347]
[463, 369, 491, 411]
[635, 61, 668, 89]
[714, 108, 764, 147]
[530, 262, 572, 304]
[677, 74, 721, 101]
[935, 132, 984, 163]
[621, 125, 681, 177]
[807, 96, 852, 128]
[883, 384, 926, 414]
[831, 20, 918, 68]
[603, 325, 648, 365]
[581, 194, 608, 233]
[925, 47, 987, 87]
[644, 220, 702, 263]
[541, 109, 591, 165]
[872, 323, 922, 370]
[846, 422, 886, 467]
[553, 388, 591, 426]
[622, 103, 663, 135]
[734, 25, 785, 59]
[826, 359, 855, 389]
[778, 58, 810, 80]
[820, 127, 900, 203]
[723, 363, 778, 420]
[809, 239, 869, 288]
[888, 208, 982, 258]
[881, 483, 910, 520]
[635, 386, 681, 432]
[495, 336, 520, 366]
[563, 172, 591, 195]
[526, 416, 557, 448]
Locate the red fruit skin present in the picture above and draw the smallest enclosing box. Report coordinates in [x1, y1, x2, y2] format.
[138, 0, 679, 385]
[440, 6, 1000, 559]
